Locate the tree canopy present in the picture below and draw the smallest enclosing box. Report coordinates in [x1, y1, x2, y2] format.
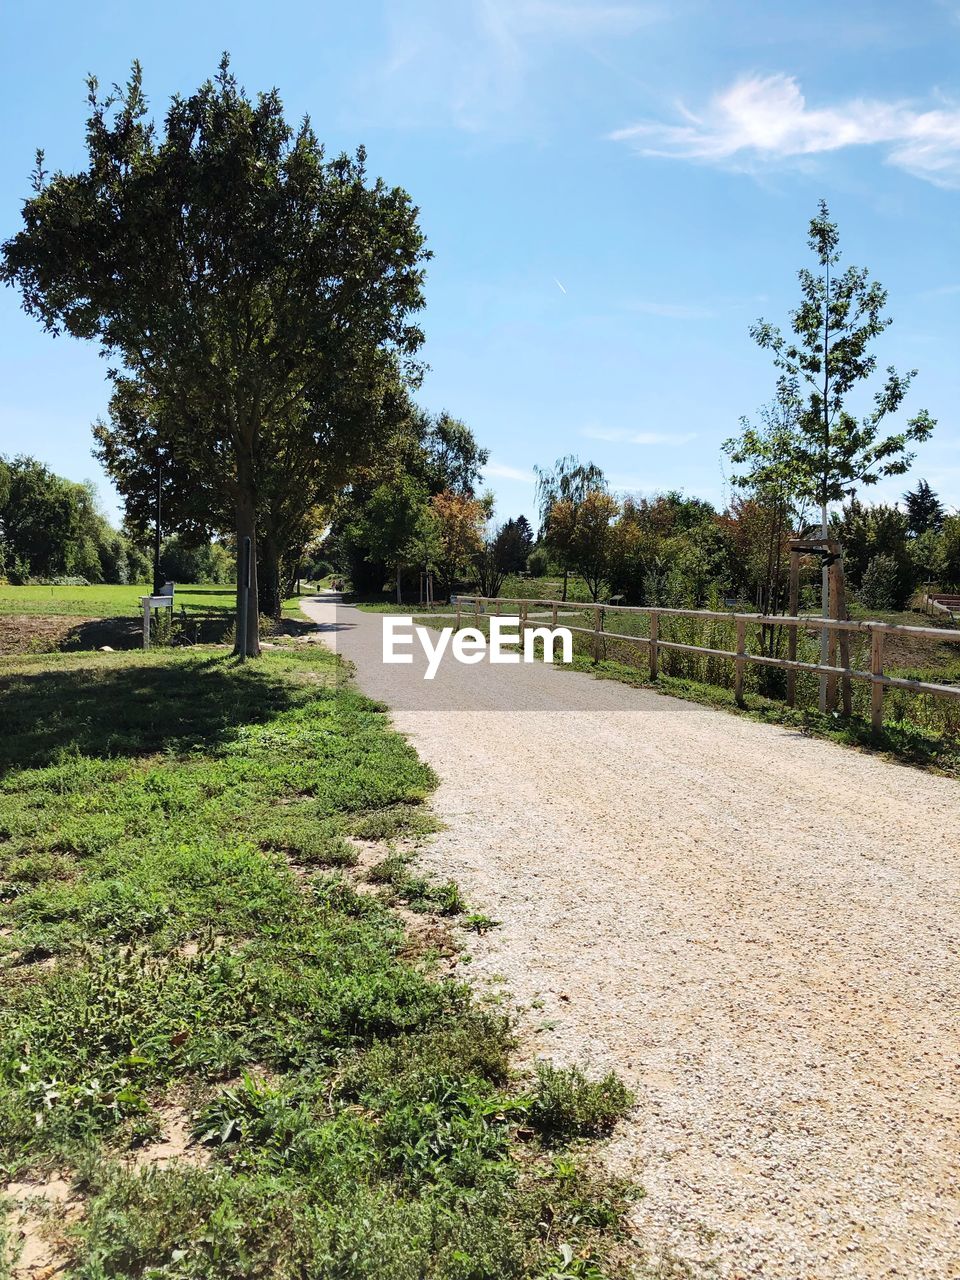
[2, 57, 429, 654]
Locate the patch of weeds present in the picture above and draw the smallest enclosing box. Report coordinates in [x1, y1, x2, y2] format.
[347, 803, 441, 843]
[464, 913, 501, 934]
[529, 1062, 634, 1142]
[368, 854, 465, 916]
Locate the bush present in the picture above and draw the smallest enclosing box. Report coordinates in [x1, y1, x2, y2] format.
[528, 1062, 633, 1141]
[860, 553, 907, 612]
[526, 546, 550, 577]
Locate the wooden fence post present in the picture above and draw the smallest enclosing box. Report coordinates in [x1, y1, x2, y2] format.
[474, 597, 480, 628]
[870, 628, 885, 732]
[734, 617, 747, 706]
[521, 599, 528, 637]
[142, 598, 151, 651]
[593, 604, 602, 663]
[551, 602, 558, 627]
[787, 549, 799, 707]
[456, 598, 462, 629]
[649, 611, 659, 680]
[830, 558, 852, 717]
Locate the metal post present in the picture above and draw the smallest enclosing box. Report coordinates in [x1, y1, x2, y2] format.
[153, 455, 163, 596]
[239, 536, 251, 661]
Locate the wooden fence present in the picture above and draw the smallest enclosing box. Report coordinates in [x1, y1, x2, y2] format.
[454, 595, 960, 731]
[922, 592, 960, 623]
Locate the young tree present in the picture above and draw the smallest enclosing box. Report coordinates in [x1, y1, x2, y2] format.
[534, 456, 607, 600]
[723, 388, 807, 622]
[748, 201, 935, 693]
[2, 59, 428, 655]
[430, 491, 486, 597]
[545, 490, 619, 601]
[903, 479, 944, 537]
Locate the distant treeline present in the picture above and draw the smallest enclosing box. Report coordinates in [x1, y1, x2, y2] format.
[0, 454, 232, 587]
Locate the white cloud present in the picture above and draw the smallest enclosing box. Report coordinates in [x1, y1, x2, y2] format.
[610, 73, 960, 187]
[360, 1, 663, 133]
[583, 427, 697, 446]
[485, 460, 533, 481]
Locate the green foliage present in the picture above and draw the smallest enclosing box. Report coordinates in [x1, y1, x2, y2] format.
[368, 854, 466, 915]
[0, 455, 145, 586]
[528, 1063, 633, 1142]
[747, 201, 935, 516]
[903, 479, 944, 537]
[2, 58, 429, 656]
[527, 546, 551, 578]
[160, 535, 234, 585]
[859, 553, 905, 612]
[833, 500, 912, 601]
[331, 410, 489, 600]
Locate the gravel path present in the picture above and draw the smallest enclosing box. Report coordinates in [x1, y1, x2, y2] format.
[301, 596, 960, 1279]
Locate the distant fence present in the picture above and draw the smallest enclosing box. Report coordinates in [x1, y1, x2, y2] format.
[454, 595, 960, 731]
[922, 592, 960, 623]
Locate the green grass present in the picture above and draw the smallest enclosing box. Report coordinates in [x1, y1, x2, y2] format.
[0, 583, 312, 620]
[0, 645, 634, 1278]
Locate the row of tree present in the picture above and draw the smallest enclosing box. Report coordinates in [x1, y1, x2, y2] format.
[2, 66, 950, 634]
[0, 455, 150, 585]
[531, 465, 959, 612]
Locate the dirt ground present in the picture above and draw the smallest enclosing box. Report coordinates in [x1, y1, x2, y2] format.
[0, 614, 143, 655]
[301, 594, 960, 1280]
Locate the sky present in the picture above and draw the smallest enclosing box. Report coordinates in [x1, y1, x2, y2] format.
[2, 0, 960, 528]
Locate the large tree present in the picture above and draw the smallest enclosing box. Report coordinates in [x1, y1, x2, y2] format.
[2, 59, 428, 655]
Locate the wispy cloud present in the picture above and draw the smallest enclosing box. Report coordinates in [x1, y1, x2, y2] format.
[583, 427, 697, 446]
[359, 1, 663, 133]
[610, 73, 960, 187]
[485, 460, 533, 481]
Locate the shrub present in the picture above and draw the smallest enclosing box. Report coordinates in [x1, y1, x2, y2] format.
[860, 553, 907, 612]
[526, 546, 550, 577]
[528, 1062, 633, 1141]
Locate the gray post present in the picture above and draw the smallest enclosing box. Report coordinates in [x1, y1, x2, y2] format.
[142, 598, 151, 650]
[239, 536, 252, 661]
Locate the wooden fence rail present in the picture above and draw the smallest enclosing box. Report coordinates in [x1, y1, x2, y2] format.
[454, 595, 960, 731]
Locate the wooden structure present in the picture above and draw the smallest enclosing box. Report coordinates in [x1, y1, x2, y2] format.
[140, 585, 175, 650]
[455, 594, 960, 732]
[922, 592, 960, 622]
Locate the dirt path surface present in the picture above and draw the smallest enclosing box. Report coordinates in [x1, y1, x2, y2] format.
[300, 596, 960, 1280]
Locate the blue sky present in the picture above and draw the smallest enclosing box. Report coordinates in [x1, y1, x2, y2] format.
[2, 0, 960, 527]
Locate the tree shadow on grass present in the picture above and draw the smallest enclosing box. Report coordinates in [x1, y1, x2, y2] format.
[0, 655, 318, 772]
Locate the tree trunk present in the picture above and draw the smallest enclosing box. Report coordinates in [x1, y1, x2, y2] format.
[562, 566, 569, 602]
[259, 536, 283, 624]
[234, 485, 261, 658]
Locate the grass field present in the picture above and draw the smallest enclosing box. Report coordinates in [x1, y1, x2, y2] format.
[0, 584, 314, 619]
[0, 644, 633, 1278]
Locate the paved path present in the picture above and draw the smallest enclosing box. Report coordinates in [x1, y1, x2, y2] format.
[301, 596, 960, 1279]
